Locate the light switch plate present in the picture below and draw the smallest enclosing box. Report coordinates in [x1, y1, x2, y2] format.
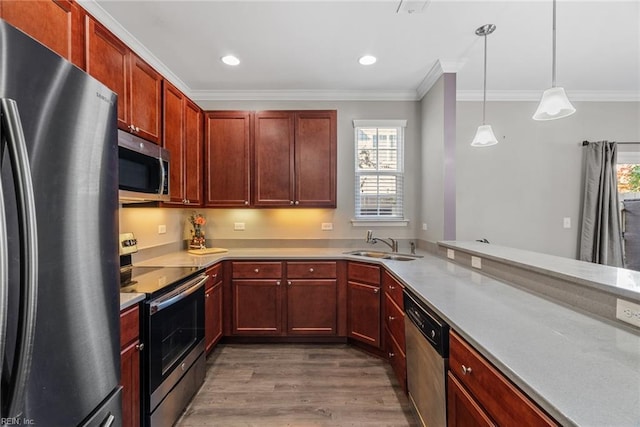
[158, 224, 166, 234]
[616, 299, 640, 328]
[321, 222, 333, 231]
[447, 249, 455, 260]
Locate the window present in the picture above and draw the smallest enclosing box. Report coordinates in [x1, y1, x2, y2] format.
[353, 120, 406, 222]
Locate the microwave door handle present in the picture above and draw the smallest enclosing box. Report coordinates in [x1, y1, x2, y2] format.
[0, 99, 39, 418]
[158, 150, 166, 196]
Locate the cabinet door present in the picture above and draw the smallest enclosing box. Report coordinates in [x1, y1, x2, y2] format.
[85, 16, 129, 129]
[204, 111, 252, 207]
[184, 99, 203, 206]
[1, 0, 85, 67]
[447, 372, 496, 427]
[347, 281, 381, 347]
[294, 111, 336, 207]
[287, 279, 337, 335]
[254, 111, 295, 206]
[120, 340, 141, 427]
[163, 81, 185, 204]
[129, 53, 162, 144]
[232, 279, 283, 335]
[205, 279, 223, 354]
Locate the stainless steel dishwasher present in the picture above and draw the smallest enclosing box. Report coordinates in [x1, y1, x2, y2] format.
[404, 290, 450, 427]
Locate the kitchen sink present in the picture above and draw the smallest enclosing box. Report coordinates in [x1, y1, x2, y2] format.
[345, 250, 422, 261]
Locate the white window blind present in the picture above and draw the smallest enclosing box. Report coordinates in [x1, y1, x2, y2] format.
[353, 120, 406, 220]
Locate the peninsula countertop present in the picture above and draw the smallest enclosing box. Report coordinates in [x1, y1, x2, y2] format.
[131, 245, 640, 427]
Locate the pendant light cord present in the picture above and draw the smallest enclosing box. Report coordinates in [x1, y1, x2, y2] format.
[482, 32, 488, 125]
[552, 0, 557, 87]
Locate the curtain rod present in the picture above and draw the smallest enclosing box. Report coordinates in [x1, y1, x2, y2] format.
[582, 140, 640, 146]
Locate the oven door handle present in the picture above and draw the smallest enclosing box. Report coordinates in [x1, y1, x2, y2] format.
[150, 274, 208, 314]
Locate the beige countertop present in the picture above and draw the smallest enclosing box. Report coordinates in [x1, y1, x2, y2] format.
[128, 245, 640, 426]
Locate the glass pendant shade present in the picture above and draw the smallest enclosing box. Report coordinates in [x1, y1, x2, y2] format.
[471, 124, 498, 147]
[532, 86, 576, 121]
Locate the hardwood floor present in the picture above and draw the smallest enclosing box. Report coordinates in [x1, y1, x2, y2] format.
[177, 343, 419, 426]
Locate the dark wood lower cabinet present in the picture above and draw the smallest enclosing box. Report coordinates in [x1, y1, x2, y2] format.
[448, 372, 496, 427]
[347, 281, 381, 347]
[120, 304, 141, 427]
[232, 279, 283, 335]
[287, 279, 337, 335]
[205, 264, 223, 353]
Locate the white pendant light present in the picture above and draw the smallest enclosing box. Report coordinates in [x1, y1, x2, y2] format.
[533, 0, 576, 121]
[471, 24, 498, 147]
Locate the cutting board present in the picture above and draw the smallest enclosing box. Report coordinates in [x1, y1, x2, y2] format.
[187, 247, 228, 255]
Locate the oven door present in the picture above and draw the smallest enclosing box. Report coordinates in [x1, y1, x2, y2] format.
[146, 274, 207, 398]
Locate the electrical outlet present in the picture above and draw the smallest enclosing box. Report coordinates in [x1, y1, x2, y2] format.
[471, 256, 482, 269]
[563, 217, 571, 229]
[234, 222, 245, 231]
[422, 223, 428, 231]
[321, 222, 333, 231]
[616, 299, 640, 328]
[158, 224, 166, 234]
[447, 249, 455, 260]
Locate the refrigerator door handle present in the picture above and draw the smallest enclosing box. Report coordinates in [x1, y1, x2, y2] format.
[0, 117, 8, 416]
[0, 99, 39, 418]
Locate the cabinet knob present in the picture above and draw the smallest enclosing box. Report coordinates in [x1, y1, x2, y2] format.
[461, 365, 473, 375]
[290, 201, 294, 205]
[136, 343, 145, 351]
[254, 268, 259, 273]
[389, 285, 396, 290]
[295, 201, 299, 205]
[212, 274, 218, 279]
[388, 315, 395, 321]
[135, 126, 140, 132]
[388, 352, 395, 358]
[276, 280, 281, 286]
[244, 201, 249, 205]
[373, 288, 379, 294]
[309, 267, 314, 273]
[205, 293, 210, 298]
[287, 280, 292, 286]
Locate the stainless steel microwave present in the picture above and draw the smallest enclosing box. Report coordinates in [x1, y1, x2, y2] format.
[118, 130, 170, 203]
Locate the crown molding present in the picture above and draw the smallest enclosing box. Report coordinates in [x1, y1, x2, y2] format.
[78, 0, 191, 95]
[190, 89, 420, 102]
[457, 90, 640, 102]
[416, 60, 466, 100]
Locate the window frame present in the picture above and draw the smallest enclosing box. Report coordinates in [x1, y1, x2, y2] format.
[352, 119, 408, 226]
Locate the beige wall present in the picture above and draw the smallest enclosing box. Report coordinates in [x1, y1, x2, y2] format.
[456, 100, 640, 258]
[120, 100, 421, 251]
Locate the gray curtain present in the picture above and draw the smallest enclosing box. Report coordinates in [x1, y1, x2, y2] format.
[579, 141, 624, 267]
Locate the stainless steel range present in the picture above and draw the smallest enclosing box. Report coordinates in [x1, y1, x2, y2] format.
[119, 234, 207, 427]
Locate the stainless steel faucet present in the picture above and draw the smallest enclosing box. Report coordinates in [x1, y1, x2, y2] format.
[365, 230, 398, 252]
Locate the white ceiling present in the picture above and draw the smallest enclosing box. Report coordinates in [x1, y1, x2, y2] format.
[84, 0, 640, 101]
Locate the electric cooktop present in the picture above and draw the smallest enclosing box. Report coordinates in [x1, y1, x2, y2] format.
[120, 266, 201, 297]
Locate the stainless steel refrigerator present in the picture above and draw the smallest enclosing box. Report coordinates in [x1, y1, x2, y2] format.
[0, 20, 122, 426]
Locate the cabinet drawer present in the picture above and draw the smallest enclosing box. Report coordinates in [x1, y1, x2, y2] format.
[207, 263, 223, 289]
[232, 261, 282, 279]
[382, 270, 404, 309]
[384, 294, 405, 351]
[120, 304, 139, 349]
[348, 262, 380, 285]
[387, 327, 407, 392]
[449, 331, 557, 427]
[287, 261, 337, 279]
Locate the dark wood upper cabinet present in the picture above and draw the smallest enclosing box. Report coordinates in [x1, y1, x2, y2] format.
[204, 111, 253, 207]
[163, 82, 203, 206]
[85, 16, 162, 144]
[295, 111, 337, 207]
[1, 0, 85, 68]
[163, 81, 185, 204]
[184, 99, 203, 206]
[254, 111, 296, 206]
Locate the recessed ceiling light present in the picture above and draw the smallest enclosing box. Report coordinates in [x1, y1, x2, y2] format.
[221, 55, 240, 66]
[358, 55, 377, 66]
